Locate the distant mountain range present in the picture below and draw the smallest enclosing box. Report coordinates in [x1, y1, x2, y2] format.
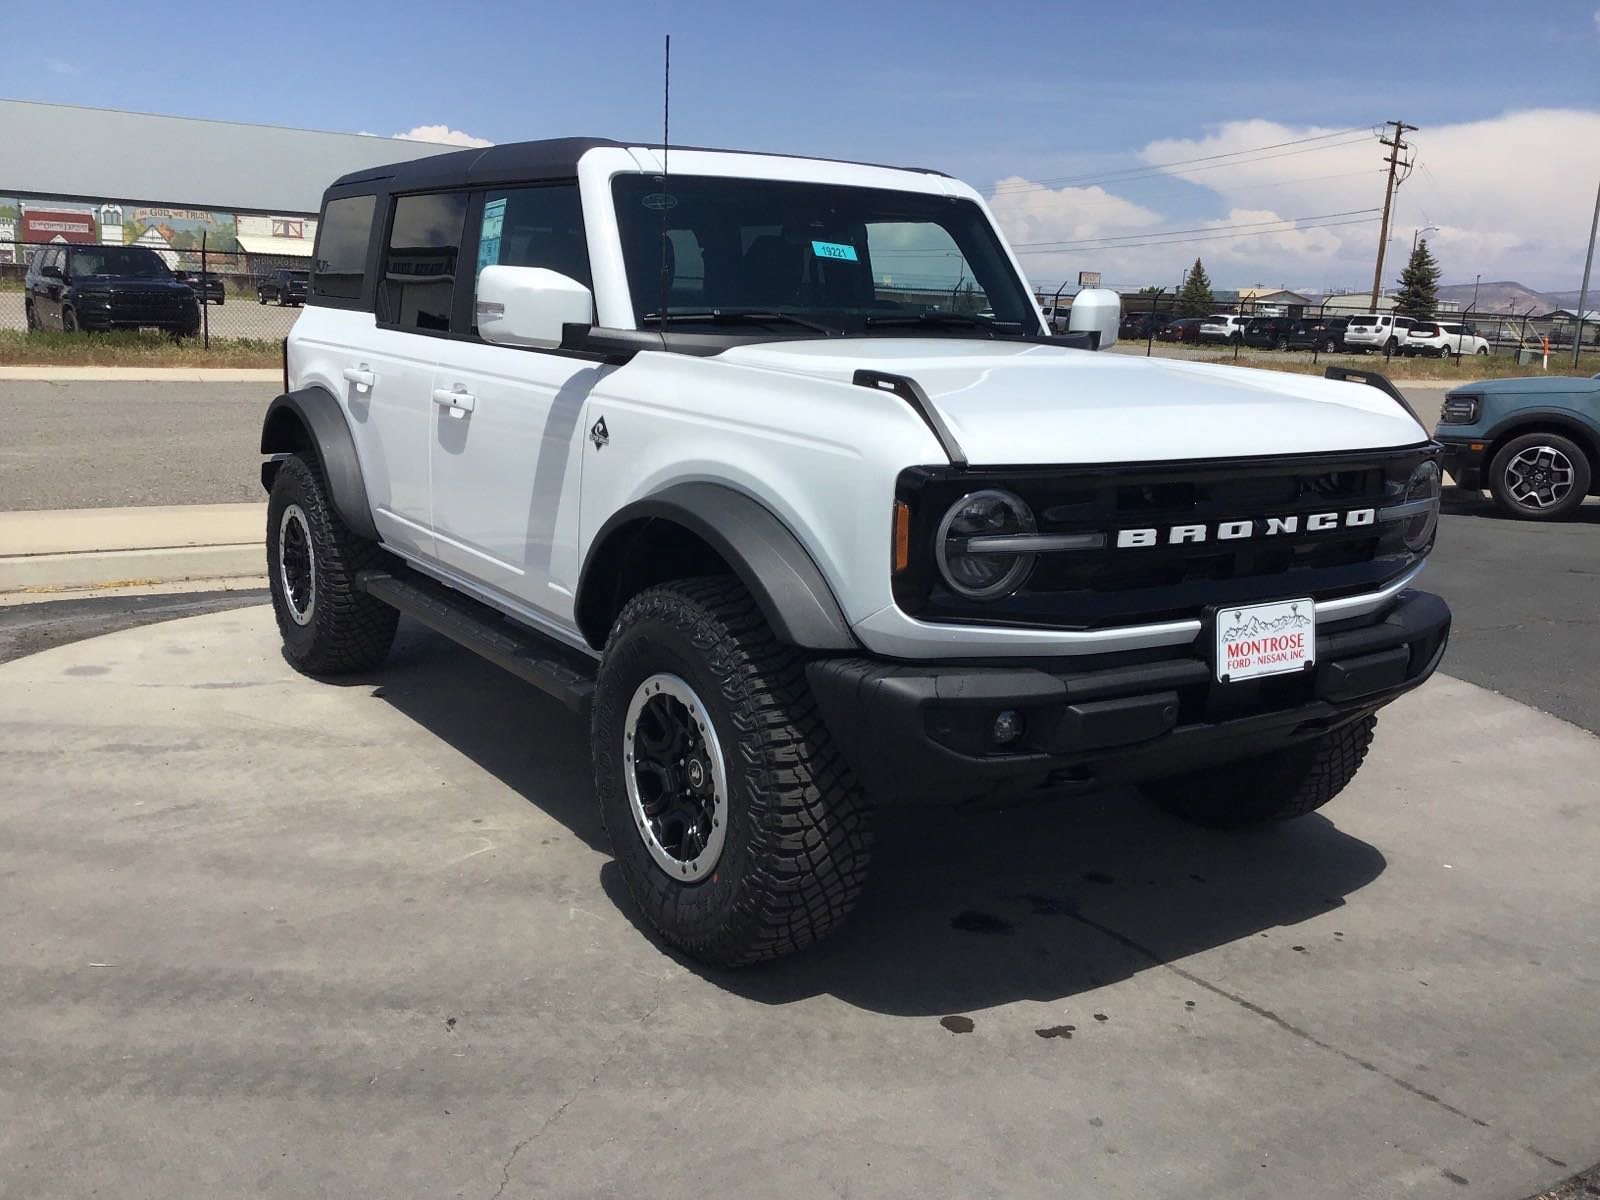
[1433, 281, 1562, 313]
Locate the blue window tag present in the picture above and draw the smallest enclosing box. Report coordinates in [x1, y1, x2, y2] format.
[811, 240, 858, 262]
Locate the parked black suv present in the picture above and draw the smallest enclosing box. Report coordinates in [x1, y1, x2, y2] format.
[257, 269, 309, 306]
[24, 245, 201, 336]
[176, 269, 225, 305]
[1241, 316, 1299, 349]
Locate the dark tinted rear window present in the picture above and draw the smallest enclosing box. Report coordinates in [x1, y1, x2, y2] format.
[378, 191, 469, 332]
[313, 194, 376, 302]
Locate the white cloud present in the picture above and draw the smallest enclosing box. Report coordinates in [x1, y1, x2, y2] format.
[392, 124, 493, 148]
[45, 57, 78, 76]
[992, 110, 1600, 293]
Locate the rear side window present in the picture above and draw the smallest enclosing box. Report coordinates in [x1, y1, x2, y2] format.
[313, 194, 376, 302]
[379, 192, 469, 332]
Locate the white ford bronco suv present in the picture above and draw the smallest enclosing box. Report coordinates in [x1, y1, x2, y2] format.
[261, 137, 1451, 965]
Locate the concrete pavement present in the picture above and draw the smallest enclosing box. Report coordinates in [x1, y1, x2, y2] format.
[2, 606, 1598, 1199]
[0, 502, 265, 592]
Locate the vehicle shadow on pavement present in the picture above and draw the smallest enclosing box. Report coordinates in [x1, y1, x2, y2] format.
[368, 624, 1387, 1017]
[604, 802, 1386, 1016]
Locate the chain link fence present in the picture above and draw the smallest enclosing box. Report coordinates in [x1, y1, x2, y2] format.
[1065, 286, 1599, 371]
[0, 238, 307, 345]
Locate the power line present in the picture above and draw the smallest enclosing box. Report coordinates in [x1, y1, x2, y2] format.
[1009, 215, 1380, 255]
[985, 128, 1376, 195]
[1002, 207, 1380, 251]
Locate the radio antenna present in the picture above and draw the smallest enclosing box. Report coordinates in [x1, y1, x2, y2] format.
[657, 34, 671, 332]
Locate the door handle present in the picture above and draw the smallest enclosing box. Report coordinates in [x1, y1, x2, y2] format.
[432, 386, 477, 416]
[342, 365, 375, 392]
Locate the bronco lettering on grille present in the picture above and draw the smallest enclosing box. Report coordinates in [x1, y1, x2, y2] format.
[1115, 508, 1376, 548]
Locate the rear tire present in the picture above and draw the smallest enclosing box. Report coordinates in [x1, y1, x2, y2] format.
[592, 576, 873, 967]
[24, 302, 37, 332]
[266, 454, 398, 674]
[1144, 715, 1377, 830]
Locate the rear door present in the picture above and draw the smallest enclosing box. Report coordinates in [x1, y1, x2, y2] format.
[427, 182, 604, 626]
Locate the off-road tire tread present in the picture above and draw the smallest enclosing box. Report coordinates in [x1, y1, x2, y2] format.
[593, 576, 873, 967]
[267, 454, 397, 675]
[1145, 714, 1377, 830]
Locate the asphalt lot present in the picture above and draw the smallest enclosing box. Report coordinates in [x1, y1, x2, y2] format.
[0, 380, 267, 510]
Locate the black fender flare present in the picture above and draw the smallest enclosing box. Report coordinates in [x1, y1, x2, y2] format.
[575, 482, 857, 652]
[259, 385, 379, 541]
[1481, 408, 1600, 460]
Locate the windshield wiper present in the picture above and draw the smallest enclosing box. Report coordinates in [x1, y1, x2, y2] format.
[643, 309, 843, 336]
[863, 312, 1022, 334]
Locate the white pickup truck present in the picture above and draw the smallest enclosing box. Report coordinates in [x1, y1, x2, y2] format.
[260, 137, 1451, 964]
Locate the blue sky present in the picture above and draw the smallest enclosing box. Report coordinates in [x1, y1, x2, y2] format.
[9, 1, 1600, 290]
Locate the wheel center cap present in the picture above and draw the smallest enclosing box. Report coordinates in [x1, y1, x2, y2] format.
[687, 759, 707, 790]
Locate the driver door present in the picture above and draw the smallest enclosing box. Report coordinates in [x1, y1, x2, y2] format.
[428, 183, 604, 626]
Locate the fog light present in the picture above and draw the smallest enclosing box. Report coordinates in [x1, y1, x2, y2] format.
[991, 709, 1026, 747]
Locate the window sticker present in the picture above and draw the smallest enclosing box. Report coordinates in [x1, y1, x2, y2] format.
[476, 197, 506, 280]
[640, 193, 678, 211]
[811, 240, 858, 262]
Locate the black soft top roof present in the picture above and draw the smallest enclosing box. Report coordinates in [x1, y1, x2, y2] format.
[328, 136, 948, 193]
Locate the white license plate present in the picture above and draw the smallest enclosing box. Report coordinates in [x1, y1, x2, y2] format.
[1216, 598, 1315, 683]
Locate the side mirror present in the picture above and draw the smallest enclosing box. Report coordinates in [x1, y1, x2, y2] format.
[476, 265, 594, 348]
[1068, 288, 1120, 350]
[41, 263, 64, 281]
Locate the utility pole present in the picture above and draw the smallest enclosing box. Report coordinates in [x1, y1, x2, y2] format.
[1573, 176, 1599, 370]
[1369, 119, 1417, 312]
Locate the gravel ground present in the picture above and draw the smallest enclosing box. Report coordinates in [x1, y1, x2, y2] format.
[0, 289, 301, 341]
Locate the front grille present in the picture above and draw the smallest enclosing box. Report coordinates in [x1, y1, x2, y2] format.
[107, 291, 192, 319]
[895, 447, 1434, 630]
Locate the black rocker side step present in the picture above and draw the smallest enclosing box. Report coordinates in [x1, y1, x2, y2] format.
[358, 568, 596, 714]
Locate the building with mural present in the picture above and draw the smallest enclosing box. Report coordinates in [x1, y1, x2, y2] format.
[1, 99, 459, 274]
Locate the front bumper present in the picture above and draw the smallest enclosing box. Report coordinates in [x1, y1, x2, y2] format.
[807, 589, 1450, 805]
[1436, 436, 1488, 490]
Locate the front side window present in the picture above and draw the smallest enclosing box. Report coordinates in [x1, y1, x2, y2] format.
[313, 194, 377, 301]
[611, 175, 1037, 337]
[379, 191, 468, 331]
[472, 184, 590, 333]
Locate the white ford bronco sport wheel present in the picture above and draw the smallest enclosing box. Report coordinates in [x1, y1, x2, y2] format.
[266, 454, 399, 674]
[591, 577, 872, 966]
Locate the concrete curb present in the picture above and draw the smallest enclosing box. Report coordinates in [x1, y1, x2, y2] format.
[0, 502, 265, 594]
[0, 366, 280, 382]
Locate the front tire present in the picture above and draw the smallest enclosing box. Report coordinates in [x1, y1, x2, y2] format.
[1488, 432, 1591, 521]
[592, 577, 872, 967]
[1144, 715, 1377, 830]
[62, 306, 78, 333]
[266, 454, 398, 674]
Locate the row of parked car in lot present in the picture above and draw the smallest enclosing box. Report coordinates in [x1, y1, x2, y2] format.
[20, 243, 308, 335]
[1116, 310, 1493, 356]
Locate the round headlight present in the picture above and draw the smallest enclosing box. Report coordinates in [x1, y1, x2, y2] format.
[935, 489, 1037, 599]
[1401, 460, 1441, 551]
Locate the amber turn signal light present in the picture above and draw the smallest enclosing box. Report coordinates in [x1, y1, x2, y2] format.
[893, 501, 911, 572]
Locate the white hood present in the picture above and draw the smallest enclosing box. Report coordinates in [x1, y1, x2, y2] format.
[717, 339, 1428, 465]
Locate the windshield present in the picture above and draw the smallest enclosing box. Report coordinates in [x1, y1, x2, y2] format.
[67, 246, 171, 280]
[612, 175, 1038, 336]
